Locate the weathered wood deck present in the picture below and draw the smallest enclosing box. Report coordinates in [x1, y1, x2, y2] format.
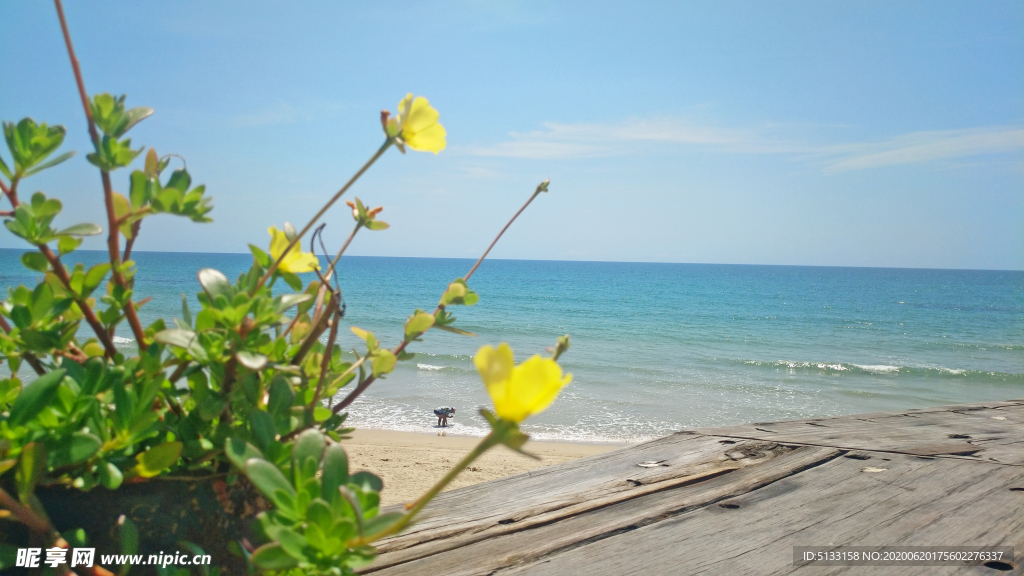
[365, 398, 1024, 575]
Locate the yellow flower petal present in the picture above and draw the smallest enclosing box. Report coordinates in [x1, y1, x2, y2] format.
[268, 227, 290, 259]
[474, 344, 513, 387]
[397, 94, 414, 125]
[394, 94, 446, 154]
[475, 345, 571, 423]
[404, 122, 447, 154]
[403, 96, 440, 134]
[267, 226, 320, 274]
[508, 355, 571, 420]
[280, 252, 320, 274]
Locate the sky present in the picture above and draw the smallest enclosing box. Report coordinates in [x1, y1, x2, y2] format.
[1, 1, 1022, 270]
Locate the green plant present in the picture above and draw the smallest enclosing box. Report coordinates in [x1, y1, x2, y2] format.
[0, 3, 572, 575]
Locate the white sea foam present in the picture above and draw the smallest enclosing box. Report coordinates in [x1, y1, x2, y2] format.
[112, 336, 135, 344]
[853, 364, 901, 373]
[417, 363, 444, 371]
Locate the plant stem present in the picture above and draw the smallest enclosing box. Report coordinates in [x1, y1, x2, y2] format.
[464, 181, 546, 282]
[362, 432, 499, 544]
[323, 222, 363, 283]
[292, 296, 338, 365]
[2, 177, 118, 358]
[310, 306, 342, 409]
[332, 182, 549, 415]
[54, 0, 149, 352]
[123, 220, 142, 261]
[311, 222, 362, 326]
[255, 140, 392, 292]
[0, 486, 54, 534]
[0, 316, 46, 375]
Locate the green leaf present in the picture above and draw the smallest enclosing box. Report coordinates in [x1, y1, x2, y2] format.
[365, 220, 389, 231]
[321, 444, 349, 502]
[274, 293, 313, 313]
[172, 298, 190, 335]
[372, 350, 396, 377]
[235, 351, 268, 371]
[364, 512, 404, 538]
[133, 441, 182, 477]
[118, 515, 138, 576]
[53, 431, 102, 467]
[56, 223, 103, 236]
[305, 498, 334, 531]
[433, 324, 478, 337]
[23, 150, 75, 177]
[349, 471, 383, 493]
[165, 168, 191, 192]
[31, 191, 62, 217]
[153, 328, 208, 361]
[84, 263, 111, 292]
[267, 376, 294, 417]
[276, 527, 308, 560]
[57, 235, 82, 255]
[8, 369, 65, 426]
[439, 278, 479, 306]
[249, 244, 271, 268]
[280, 271, 303, 291]
[3, 118, 67, 175]
[292, 429, 326, 472]
[20, 252, 49, 272]
[225, 437, 263, 471]
[15, 442, 45, 504]
[245, 458, 297, 510]
[197, 268, 232, 301]
[120, 107, 154, 137]
[404, 310, 435, 339]
[0, 544, 18, 571]
[250, 543, 298, 570]
[129, 170, 149, 208]
[99, 461, 124, 489]
[249, 409, 277, 450]
[0, 154, 11, 179]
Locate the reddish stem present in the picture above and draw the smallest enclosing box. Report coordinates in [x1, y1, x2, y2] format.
[54, 0, 148, 352]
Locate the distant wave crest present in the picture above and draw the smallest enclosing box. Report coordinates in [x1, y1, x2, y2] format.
[737, 359, 1022, 381]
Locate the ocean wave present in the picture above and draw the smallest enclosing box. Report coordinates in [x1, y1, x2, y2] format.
[734, 359, 1022, 381]
[112, 336, 135, 344]
[417, 363, 445, 371]
[851, 364, 901, 373]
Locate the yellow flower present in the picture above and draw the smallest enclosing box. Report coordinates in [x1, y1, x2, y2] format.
[268, 226, 320, 274]
[389, 94, 446, 154]
[474, 343, 572, 423]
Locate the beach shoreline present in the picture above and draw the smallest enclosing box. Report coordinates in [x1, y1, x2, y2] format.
[342, 428, 626, 506]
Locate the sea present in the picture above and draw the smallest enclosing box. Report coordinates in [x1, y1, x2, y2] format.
[1, 249, 1021, 444]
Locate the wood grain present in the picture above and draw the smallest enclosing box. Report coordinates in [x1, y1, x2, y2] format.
[362, 398, 1024, 575]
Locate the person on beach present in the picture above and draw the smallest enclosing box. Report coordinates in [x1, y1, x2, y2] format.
[434, 406, 455, 427]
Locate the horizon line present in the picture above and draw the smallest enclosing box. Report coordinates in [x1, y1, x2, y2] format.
[1, 248, 1019, 274]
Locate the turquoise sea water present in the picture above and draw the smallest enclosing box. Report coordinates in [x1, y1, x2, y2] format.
[2, 249, 1021, 443]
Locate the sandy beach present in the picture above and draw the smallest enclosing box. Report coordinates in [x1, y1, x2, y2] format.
[341, 428, 622, 507]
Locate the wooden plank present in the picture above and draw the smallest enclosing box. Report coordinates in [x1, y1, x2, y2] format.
[362, 399, 1024, 575]
[492, 453, 1024, 576]
[371, 436, 791, 563]
[693, 399, 1024, 465]
[365, 446, 843, 575]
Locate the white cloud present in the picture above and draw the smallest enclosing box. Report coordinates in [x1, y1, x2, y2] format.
[463, 119, 806, 158]
[464, 118, 1024, 173]
[821, 127, 1024, 172]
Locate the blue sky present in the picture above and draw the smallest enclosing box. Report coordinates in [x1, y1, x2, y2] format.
[2, 1, 1022, 269]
